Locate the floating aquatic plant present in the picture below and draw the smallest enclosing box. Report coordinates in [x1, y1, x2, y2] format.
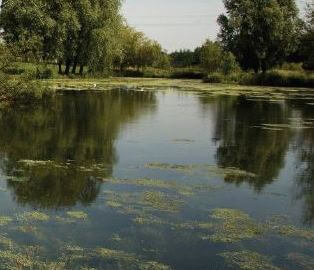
[66, 211, 88, 220]
[142, 191, 183, 213]
[0, 235, 14, 249]
[145, 162, 257, 180]
[276, 225, 314, 241]
[17, 211, 50, 222]
[219, 251, 280, 270]
[0, 216, 13, 226]
[0, 250, 34, 269]
[101, 177, 195, 196]
[209, 208, 263, 243]
[288, 252, 314, 270]
[96, 248, 172, 269]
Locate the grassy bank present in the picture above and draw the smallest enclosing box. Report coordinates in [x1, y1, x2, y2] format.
[204, 70, 314, 88]
[0, 62, 313, 108]
[0, 74, 52, 107]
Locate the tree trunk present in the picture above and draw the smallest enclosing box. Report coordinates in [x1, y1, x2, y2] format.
[79, 65, 84, 75]
[262, 64, 267, 74]
[72, 61, 77, 74]
[64, 61, 71, 75]
[58, 62, 63, 74]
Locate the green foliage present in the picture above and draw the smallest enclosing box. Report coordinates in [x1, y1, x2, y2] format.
[200, 40, 239, 76]
[114, 25, 167, 73]
[240, 70, 314, 87]
[300, 3, 314, 70]
[204, 73, 224, 83]
[170, 49, 201, 67]
[0, 0, 123, 75]
[200, 40, 223, 73]
[280, 62, 304, 71]
[27, 67, 54, 80]
[218, 0, 300, 72]
[0, 44, 53, 105]
[221, 52, 239, 75]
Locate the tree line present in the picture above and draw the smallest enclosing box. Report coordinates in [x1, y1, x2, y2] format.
[172, 0, 313, 73]
[0, 0, 168, 75]
[0, 0, 313, 75]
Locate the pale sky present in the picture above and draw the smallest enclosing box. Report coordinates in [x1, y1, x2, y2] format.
[122, 0, 308, 52]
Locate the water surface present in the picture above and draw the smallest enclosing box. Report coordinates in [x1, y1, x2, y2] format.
[0, 87, 313, 269]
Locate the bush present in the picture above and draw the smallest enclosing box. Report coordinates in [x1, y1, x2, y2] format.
[221, 52, 239, 75]
[203, 73, 224, 83]
[240, 70, 314, 88]
[0, 74, 52, 105]
[27, 67, 54, 80]
[170, 71, 204, 79]
[281, 62, 304, 71]
[3, 66, 25, 75]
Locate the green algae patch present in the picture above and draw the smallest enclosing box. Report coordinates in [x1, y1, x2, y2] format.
[133, 215, 169, 226]
[17, 211, 50, 222]
[0, 216, 13, 226]
[145, 162, 257, 180]
[142, 191, 183, 213]
[219, 167, 257, 181]
[288, 253, 314, 270]
[100, 177, 195, 196]
[55, 216, 77, 224]
[96, 248, 172, 269]
[220, 251, 280, 270]
[0, 235, 14, 249]
[139, 261, 172, 270]
[276, 225, 314, 241]
[0, 250, 34, 269]
[209, 208, 264, 243]
[5, 176, 30, 182]
[145, 163, 197, 173]
[96, 248, 137, 263]
[67, 211, 88, 220]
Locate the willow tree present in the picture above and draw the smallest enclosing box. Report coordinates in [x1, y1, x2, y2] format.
[301, 2, 314, 70]
[0, 0, 123, 74]
[218, 0, 300, 72]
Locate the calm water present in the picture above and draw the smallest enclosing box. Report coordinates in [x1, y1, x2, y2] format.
[0, 87, 314, 269]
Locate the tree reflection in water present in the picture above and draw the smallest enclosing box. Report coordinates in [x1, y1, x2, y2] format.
[0, 90, 156, 209]
[200, 94, 314, 224]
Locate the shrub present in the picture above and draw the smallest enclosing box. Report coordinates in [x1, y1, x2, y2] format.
[170, 71, 204, 79]
[221, 52, 239, 75]
[0, 74, 52, 106]
[3, 66, 25, 75]
[27, 67, 54, 80]
[204, 73, 224, 83]
[281, 62, 304, 71]
[240, 70, 314, 88]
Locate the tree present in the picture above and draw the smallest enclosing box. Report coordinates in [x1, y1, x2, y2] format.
[200, 40, 223, 73]
[0, 0, 123, 75]
[301, 2, 314, 70]
[218, 0, 300, 73]
[221, 51, 239, 75]
[114, 25, 166, 72]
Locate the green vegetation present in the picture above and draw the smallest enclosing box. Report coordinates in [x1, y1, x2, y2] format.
[288, 253, 314, 270]
[219, 251, 280, 270]
[209, 208, 264, 243]
[0, 0, 312, 106]
[66, 211, 88, 220]
[0, 216, 13, 226]
[17, 211, 50, 222]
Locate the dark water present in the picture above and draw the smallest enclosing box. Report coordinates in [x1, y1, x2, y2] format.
[0, 88, 314, 269]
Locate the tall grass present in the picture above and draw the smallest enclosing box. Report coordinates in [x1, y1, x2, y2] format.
[0, 74, 52, 106]
[240, 70, 314, 88]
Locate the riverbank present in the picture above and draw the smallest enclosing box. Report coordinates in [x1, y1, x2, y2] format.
[6, 62, 314, 88]
[1, 76, 314, 108]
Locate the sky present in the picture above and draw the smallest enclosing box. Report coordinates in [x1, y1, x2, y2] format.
[122, 0, 308, 52]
